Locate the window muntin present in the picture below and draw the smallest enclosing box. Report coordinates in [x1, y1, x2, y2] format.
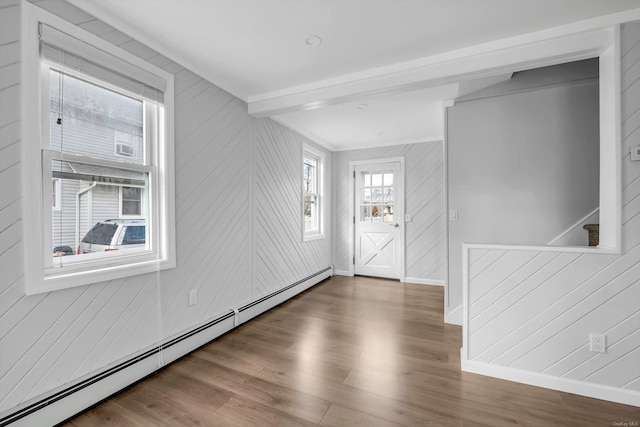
[23, 4, 176, 294]
[302, 148, 324, 241]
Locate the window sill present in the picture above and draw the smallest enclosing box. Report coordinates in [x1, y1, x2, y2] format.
[26, 255, 176, 295]
[303, 233, 325, 242]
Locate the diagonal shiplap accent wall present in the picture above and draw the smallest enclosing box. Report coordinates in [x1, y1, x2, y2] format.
[254, 119, 331, 298]
[463, 21, 640, 403]
[333, 142, 444, 282]
[0, 0, 331, 417]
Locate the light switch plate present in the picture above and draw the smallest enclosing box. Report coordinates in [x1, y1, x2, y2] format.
[405, 214, 413, 222]
[631, 145, 640, 161]
[449, 210, 458, 221]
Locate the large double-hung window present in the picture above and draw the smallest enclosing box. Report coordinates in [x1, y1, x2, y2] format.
[23, 4, 175, 294]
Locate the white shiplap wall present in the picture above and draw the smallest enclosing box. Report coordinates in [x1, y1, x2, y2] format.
[0, 0, 331, 418]
[333, 142, 445, 282]
[254, 118, 331, 298]
[462, 21, 640, 404]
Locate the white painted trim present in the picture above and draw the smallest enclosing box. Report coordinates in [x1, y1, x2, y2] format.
[248, 25, 618, 116]
[334, 269, 354, 277]
[270, 116, 336, 152]
[249, 9, 640, 106]
[349, 157, 406, 281]
[598, 26, 622, 252]
[403, 277, 444, 286]
[442, 100, 453, 318]
[5, 316, 235, 427]
[463, 242, 620, 255]
[547, 207, 600, 245]
[332, 136, 443, 152]
[4, 268, 333, 426]
[461, 359, 640, 408]
[444, 304, 462, 326]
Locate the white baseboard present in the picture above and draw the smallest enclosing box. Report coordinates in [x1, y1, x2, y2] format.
[333, 269, 354, 276]
[2, 268, 332, 427]
[403, 277, 444, 286]
[445, 304, 463, 325]
[462, 359, 640, 408]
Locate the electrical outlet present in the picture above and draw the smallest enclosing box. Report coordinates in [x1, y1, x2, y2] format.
[631, 145, 640, 161]
[405, 214, 413, 222]
[189, 289, 198, 306]
[589, 333, 606, 353]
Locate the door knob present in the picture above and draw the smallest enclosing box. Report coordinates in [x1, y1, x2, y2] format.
[390, 223, 399, 227]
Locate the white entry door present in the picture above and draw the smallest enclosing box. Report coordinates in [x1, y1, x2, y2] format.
[354, 162, 403, 279]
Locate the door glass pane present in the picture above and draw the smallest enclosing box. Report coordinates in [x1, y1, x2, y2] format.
[384, 187, 394, 202]
[362, 173, 371, 188]
[372, 172, 382, 187]
[372, 204, 383, 222]
[383, 204, 394, 222]
[383, 172, 393, 186]
[372, 187, 382, 202]
[363, 188, 371, 202]
[360, 204, 371, 222]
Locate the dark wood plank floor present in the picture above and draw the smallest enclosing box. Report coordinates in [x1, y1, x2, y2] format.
[64, 276, 640, 426]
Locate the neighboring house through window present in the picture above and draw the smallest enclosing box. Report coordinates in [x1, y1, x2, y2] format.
[302, 146, 324, 241]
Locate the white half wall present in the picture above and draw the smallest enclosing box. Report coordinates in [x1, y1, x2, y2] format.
[460, 21, 640, 407]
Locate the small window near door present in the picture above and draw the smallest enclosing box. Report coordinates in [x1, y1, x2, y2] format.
[302, 146, 324, 241]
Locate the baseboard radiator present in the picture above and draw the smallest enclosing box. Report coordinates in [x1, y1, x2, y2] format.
[0, 266, 333, 427]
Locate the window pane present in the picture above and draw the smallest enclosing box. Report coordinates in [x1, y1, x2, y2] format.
[303, 156, 317, 194]
[372, 187, 383, 202]
[82, 223, 117, 245]
[384, 187, 394, 202]
[383, 204, 394, 222]
[49, 70, 144, 165]
[362, 173, 371, 188]
[122, 186, 142, 216]
[304, 195, 318, 232]
[360, 204, 371, 222]
[372, 204, 383, 222]
[371, 172, 382, 187]
[122, 226, 145, 244]
[51, 159, 148, 258]
[122, 201, 141, 216]
[383, 172, 393, 186]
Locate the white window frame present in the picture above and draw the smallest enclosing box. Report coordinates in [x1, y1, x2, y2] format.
[302, 145, 325, 242]
[22, 3, 176, 295]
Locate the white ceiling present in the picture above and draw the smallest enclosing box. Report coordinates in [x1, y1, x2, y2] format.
[69, 0, 640, 150]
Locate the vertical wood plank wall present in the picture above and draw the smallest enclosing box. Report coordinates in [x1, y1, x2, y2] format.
[333, 142, 445, 282]
[0, 0, 331, 417]
[464, 21, 640, 399]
